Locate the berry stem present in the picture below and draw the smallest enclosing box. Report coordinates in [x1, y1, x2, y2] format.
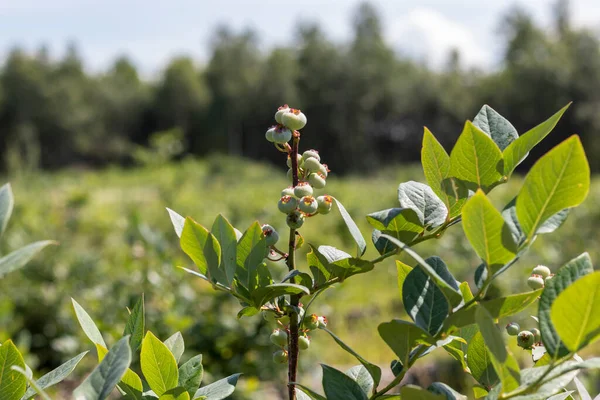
[286, 131, 301, 400]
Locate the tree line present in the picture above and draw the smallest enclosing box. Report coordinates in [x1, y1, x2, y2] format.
[1, 0, 600, 174]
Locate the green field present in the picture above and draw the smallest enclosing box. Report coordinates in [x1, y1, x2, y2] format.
[1, 156, 599, 397]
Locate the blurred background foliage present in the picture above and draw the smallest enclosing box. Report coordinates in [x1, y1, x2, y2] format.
[1, 0, 600, 398]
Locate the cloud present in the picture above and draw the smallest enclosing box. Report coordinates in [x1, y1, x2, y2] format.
[386, 7, 494, 69]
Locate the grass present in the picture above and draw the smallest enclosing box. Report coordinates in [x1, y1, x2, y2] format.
[2, 155, 600, 397]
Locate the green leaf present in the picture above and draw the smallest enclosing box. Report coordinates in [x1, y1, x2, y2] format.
[159, 387, 190, 400]
[180, 217, 223, 284]
[371, 229, 395, 256]
[397, 181, 448, 228]
[0, 240, 56, 278]
[321, 364, 368, 400]
[400, 385, 444, 400]
[211, 214, 238, 286]
[0, 340, 27, 400]
[473, 104, 518, 151]
[293, 383, 327, 400]
[163, 332, 185, 364]
[250, 283, 310, 309]
[403, 257, 455, 335]
[178, 355, 203, 397]
[503, 103, 571, 176]
[551, 272, 600, 352]
[428, 382, 468, 400]
[166, 208, 185, 238]
[539, 253, 594, 359]
[380, 235, 463, 306]
[12, 366, 51, 400]
[74, 336, 132, 400]
[96, 344, 143, 399]
[345, 365, 374, 396]
[502, 198, 570, 246]
[0, 183, 14, 239]
[516, 135, 589, 242]
[462, 190, 517, 274]
[378, 320, 434, 366]
[235, 222, 268, 292]
[396, 260, 413, 311]
[449, 121, 504, 191]
[236, 306, 259, 319]
[72, 298, 107, 347]
[307, 246, 374, 286]
[21, 351, 88, 400]
[466, 331, 498, 388]
[475, 307, 520, 392]
[366, 208, 422, 244]
[193, 373, 241, 400]
[459, 282, 474, 302]
[333, 197, 366, 257]
[124, 294, 145, 353]
[445, 290, 543, 331]
[472, 385, 488, 399]
[141, 331, 179, 396]
[321, 327, 381, 389]
[421, 128, 466, 218]
[443, 339, 469, 372]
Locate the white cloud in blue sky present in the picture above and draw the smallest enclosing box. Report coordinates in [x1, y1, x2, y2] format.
[1, 0, 599, 76]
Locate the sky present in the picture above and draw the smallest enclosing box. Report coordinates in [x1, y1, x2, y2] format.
[1, 0, 599, 77]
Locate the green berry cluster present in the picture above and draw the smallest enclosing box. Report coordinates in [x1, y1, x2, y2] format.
[527, 264, 554, 290]
[267, 105, 333, 229]
[505, 322, 541, 349]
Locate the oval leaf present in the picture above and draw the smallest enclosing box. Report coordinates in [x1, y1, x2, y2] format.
[333, 197, 366, 257]
[397, 181, 448, 228]
[321, 364, 368, 400]
[141, 331, 179, 396]
[193, 373, 241, 400]
[22, 351, 88, 400]
[473, 104, 518, 151]
[0, 183, 14, 239]
[72, 298, 106, 347]
[180, 217, 223, 284]
[0, 240, 56, 278]
[0, 339, 27, 400]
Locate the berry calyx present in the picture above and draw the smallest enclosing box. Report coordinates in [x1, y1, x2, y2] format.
[270, 329, 288, 347]
[272, 126, 292, 144]
[294, 182, 313, 198]
[532, 265, 551, 279]
[275, 105, 290, 124]
[530, 328, 541, 342]
[273, 349, 289, 364]
[298, 335, 310, 350]
[506, 322, 520, 336]
[303, 314, 319, 330]
[302, 149, 320, 162]
[308, 172, 326, 189]
[317, 315, 328, 328]
[319, 163, 330, 177]
[262, 224, 279, 246]
[517, 330, 535, 349]
[281, 109, 307, 131]
[298, 196, 318, 214]
[278, 195, 298, 214]
[527, 274, 545, 290]
[286, 210, 305, 229]
[317, 195, 333, 214]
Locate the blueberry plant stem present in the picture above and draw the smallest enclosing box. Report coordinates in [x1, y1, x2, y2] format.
[287, 131, 301, 400]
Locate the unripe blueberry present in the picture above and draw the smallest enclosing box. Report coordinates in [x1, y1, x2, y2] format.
[303, 314, 319, 330]
[294, 182, 313, 198]
[530, 328, 541, 342]
[275, 105, 290, 124]
[317, 315, 328, 328]
[262, 224, 279, 246]
[299, 196, 318, 214]
[287, 169, 294, 182]
[302, 149, 320, 162]
[272, 126, 292, 144]
[287, 154, 303, 169]
[532, 265, 551, 279]
[282, 109, 307, 131]
[317, 195, 333, 214]
[286, 210, 305, 229]
[308, 172, 327, 189]
[527, 274, 545, 290]
[281, 186, 295, 197]
[265, 126, 277, 142]
[298, 335, 310, 350]
[319, 163, 330, 177]
[303, 157, 322, 173]
[506, 322, 520, 336]
[270, 329, 288, 347]
[517, 331, 535, 349]
[278, 195, 298, 214]
[273, 349, 288, 364]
